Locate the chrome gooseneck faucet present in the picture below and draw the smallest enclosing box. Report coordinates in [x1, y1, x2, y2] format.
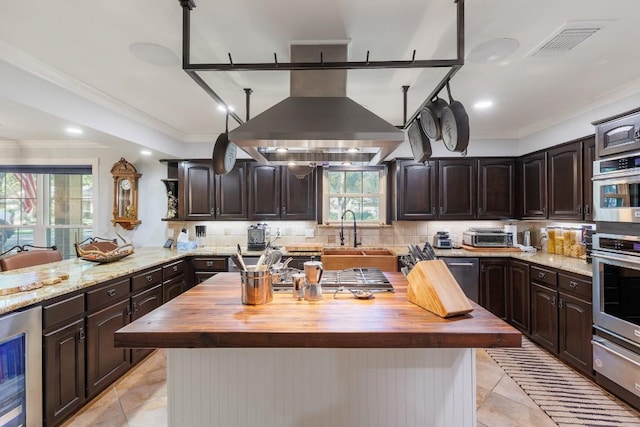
[340, 209, 361, 248]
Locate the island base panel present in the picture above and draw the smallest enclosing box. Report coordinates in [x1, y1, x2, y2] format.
[167, 347, 476, 427]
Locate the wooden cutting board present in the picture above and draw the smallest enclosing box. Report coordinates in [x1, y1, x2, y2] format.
[285, 243, 323, 252]
[0, 270, 70, 296]
[461, 244, 521, 252]
[407, 260, 473, 318]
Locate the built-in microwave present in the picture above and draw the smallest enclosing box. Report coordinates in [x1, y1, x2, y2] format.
[593, 152, 640, 223]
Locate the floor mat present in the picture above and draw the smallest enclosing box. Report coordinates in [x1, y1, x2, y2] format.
[486, 337, 640, 427]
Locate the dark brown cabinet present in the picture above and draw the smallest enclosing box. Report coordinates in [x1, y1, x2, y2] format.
[180, 160, 216, 219]
[43, 294, 86, 427]
[548, 141, 583, 220]
[192, 257, 228, 284]
[530, 281, 558, 352]
[508, 260, 530, 333]
[582, 136, 596, 221]
[163, 274, 186, 303]
[179, 160, 248, 220]
[130, 284, 162, 364]
[438, 159, 476, 219]
[479, 258, 509, 321]
[249, 163, 316, 220]
[519, 152, 547, 218]
[477, 158, 515, 219]
[395, 159, 438, 220]
[86, 297, 131, 398]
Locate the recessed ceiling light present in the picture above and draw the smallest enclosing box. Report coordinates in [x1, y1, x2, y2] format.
[467, 38, 519, 64]
[129, 42, 179, 67]
[65, 126, 83, 135]
[140, 150, 152, 156]
[473, 100, 494, 110]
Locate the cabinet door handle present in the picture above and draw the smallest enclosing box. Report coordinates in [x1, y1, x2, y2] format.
[216, 208, 221, 216]
[558, 298, 564, 309]
[107, 289, 117, 297]
[206, 261, 213, 267]
[542, 206, 546, 214]
[282, 206, 286, 215]
[569, 281, 578, 288]
[146, 275, 153, 282]
[584, 204, 590, 214]
[78, 328, 86, 341]
[173, 265, 178, 272]
[431, 207, 436, 215]
[439, 206, 444, 214]
[551, 296, 556, 306]
[133, 302, 139, 313]
[577, 206, 582, 214]
[126, 305, 132, 316]
[276, 207, 280, 215]
[538, 272, 546, 279]
[210, 208, 215, 215]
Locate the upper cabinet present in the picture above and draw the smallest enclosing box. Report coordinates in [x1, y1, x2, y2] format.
[519, 152, 547, 219]
[178, 160, 248, 220]
[395, 159, 438, 220]
[548, 141, 583, 220]
[477, 158, 515, 219]
[249, 163, 316, 220]
[438, 159, 476, 219]
[394, 158, 515, 221]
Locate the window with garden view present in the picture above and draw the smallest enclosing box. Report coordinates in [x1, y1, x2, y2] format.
[0, 166, 94, 259]
[325, 168, 386, 223]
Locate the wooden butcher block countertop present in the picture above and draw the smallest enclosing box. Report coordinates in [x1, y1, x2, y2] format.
[114, 272, 521, 350]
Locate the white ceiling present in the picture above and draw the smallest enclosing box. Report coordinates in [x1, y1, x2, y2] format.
[1, 0, 640, 156]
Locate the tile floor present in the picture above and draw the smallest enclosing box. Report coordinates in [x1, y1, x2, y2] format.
[62, 348, 557, 427]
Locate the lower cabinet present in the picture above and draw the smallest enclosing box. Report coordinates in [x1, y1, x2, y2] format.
[508, 260, 530, 333]
[131, 284, 163, 364]
[479, 258, 509, 321]
[43, 292, 86, 427]
[192, 257, 228, 284]
[530, 282, 558, 352]
[163, 274, 186, 303]
[86, 297, 131, 398]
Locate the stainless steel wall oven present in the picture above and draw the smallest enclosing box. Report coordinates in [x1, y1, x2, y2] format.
[593, 152, 640, 223]
[591, 233, 640, 405]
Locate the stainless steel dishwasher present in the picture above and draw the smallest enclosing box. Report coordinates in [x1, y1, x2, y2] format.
[441, 257, 479, 303]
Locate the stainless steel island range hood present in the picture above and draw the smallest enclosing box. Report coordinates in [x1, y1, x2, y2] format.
[229, 44, 405, 165]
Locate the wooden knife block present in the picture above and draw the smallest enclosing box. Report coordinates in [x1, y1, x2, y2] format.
[407, 260, 473, 318]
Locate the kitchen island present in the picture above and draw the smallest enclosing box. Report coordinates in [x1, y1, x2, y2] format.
[115, 272, 521, 427]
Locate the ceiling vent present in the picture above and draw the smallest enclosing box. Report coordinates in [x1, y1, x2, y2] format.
[529, 20, 611, 56]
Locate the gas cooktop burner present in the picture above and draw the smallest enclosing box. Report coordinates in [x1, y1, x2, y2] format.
[273, 268, 394, 292]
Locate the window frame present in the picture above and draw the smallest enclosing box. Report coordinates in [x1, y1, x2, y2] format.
[322, 165, 388, 225]
[0, 157, 99, 256]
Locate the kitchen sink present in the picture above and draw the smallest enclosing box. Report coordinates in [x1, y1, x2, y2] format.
[320, 248, 397, 272]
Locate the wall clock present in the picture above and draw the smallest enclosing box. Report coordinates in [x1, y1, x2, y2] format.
[111, 157, 142, 230]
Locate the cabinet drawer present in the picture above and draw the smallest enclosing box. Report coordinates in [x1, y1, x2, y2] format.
[131, 267, 162, 293]
[531, 265, 557, 287]
[43, 293, 85, 330]
[163, 260, 185, 280]
[559, 273, 592, 301]
[193, 257, 227, 271]
[86, 278, 130, 312]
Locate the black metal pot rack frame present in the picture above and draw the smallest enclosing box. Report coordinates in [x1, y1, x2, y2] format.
[177, 0, 465, 129]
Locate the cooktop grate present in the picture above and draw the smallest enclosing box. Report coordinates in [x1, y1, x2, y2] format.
[273, 268, 394, 292]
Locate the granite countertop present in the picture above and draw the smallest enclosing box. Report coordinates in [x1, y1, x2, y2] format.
[114, 272, 522, 350]
[0, 245, 593, 316]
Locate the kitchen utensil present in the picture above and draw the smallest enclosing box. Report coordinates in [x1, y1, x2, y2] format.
[240, 269, 272, 305]
[212, 111, 237, 175]
[303, 261, 323, 284]
[350, 289, 375, 299]
[419, 97, 449, 141]
[407, 120, 432, 163]
[440, 82, 470, 153]
[523, 230, 532, 247]
[304, 282, 323, 301]
[230, 253, 245, 271]
[291, 273, 305, 300]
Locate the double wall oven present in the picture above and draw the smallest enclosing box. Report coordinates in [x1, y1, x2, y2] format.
[592, 151, 640, 404]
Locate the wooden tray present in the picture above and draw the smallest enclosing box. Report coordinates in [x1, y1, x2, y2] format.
[284, 243, 323, 252]
[461, 244, 521, 253]
[0, 270, 70, 296]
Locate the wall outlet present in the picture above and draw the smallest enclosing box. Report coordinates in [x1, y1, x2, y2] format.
[276, 227, 281, 237]
[305, 228, 315, 238]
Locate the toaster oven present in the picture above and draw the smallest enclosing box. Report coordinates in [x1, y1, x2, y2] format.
[462, 228, 513, 248]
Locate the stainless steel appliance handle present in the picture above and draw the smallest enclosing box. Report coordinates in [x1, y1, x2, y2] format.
[592, 251, 639, 265]
[446, 262, 475, 267]
[592, 338, 640, 368]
